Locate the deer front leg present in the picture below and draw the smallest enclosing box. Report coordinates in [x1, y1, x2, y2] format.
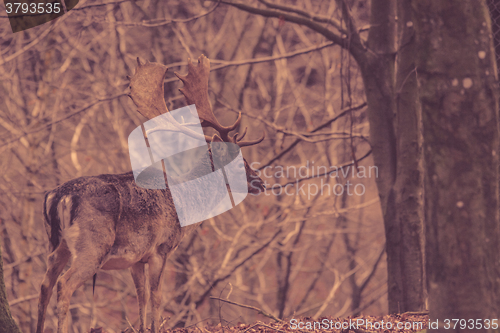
[130, 262, 147, 333]
[148, 253, 167, 333]
[36, 242, 71, 333]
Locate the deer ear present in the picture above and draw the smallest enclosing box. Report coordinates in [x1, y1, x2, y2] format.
[211, 134, 228, 155]
[211, 134, 223, 142]
[211, 134, 229, 170]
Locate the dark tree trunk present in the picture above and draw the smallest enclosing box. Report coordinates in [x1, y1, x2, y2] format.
[361, 0, 425, 313]
[0, 241, 22, 333]
[414, 0, 500, 328]
[488, 0, 500, 74]
[358, 0, 401, 313]
[394, 0, 426, 312]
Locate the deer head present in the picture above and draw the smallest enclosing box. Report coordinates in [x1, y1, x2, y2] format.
[129, 55, 266, 195]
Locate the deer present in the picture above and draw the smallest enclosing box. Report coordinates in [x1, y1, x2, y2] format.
[35, 55, 266, 333]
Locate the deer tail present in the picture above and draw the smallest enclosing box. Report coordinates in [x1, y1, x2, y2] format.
[43, 191, 63, 252]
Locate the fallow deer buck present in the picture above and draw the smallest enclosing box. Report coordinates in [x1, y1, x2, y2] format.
[36, 55, 265, 333]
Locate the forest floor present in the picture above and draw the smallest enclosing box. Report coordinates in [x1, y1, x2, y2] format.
[89, 313, 429, 333]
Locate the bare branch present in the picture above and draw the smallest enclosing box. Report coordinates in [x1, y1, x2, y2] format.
[358, 244, 386, 294]
[108, 1, 220, 27]
[210, 41, 335, 70]
[279, 149, 372, 186]
[216, 98, 368, 143]
[72, 0, 133, 10]
[195, 230, 281, 307]
[0, 14, 69, 66]
[9, 294, 38, 307]
[213, 0, 367, 60]
[216, 102, 366, 168]
[124, 316, 138, 333]
[209, 297, 282, 322]
[160, 41, 336, 86]
[0, 93, 128, 148]
[256, 0, 346, 34]
[337, 0, 363, 47]
[254, 322, 287, 333]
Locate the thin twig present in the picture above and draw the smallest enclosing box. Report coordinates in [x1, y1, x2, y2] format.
[268, 149, 372, 187]
[158, 316, 168, 331]
[401, 310, 430, 316]
[358, 245, 386, 293]
[209, 297, 282, 322]
[210, 42, 334, 71]
[256, 103, 367, 169]
[109, 1, 220, 27]
[195, 230, 280, 307]
[0, 11, 71, 66]
[212, 0, 347, 48]
[8, 294, 38, 306]
[254, 322, 287, 333]
[0, 93, 127, 148]
[257, 0, 346, 33]
[161, 41, 336, 82]
[72, 0, 133, 10]
[242, 323, 259, 333]
[125, 315, 138, 333]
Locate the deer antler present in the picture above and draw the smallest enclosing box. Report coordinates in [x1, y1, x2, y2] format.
[175, 55, 264, 147]
[128, 58, 211, 142]
[128, 58, 170, 120]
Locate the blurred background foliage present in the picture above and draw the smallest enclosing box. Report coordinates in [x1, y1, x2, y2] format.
[0, 1, 386, 332]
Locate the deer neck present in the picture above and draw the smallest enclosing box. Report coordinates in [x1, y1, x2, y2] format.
[165, 148, 231, 227]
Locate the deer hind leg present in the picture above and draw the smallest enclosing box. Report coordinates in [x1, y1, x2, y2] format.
[55, 235, 111, 333]
[36, 241, 71, 333]
[55, 257, 101, 333]
[130, 262, 147, 333]
[56, 254, 106, 333]
[148, 253, 168, 333]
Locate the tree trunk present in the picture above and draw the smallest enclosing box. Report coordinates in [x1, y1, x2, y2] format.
[360, 0, 406, 313]
[488, 0, 500, 74]
[0, 241, 22, 333]
[355, 0, 426, 312]
[414, 0, 500, 328]
[393, 0, 426, 312]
